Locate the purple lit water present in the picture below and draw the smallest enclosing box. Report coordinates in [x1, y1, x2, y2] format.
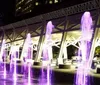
[75, 12, 93, 85]
[42, 21, 54, 64]
[39, 66, 52, 85]
[21, 33, 33, 61]
[27, 63, 31, 85]
[9, 46, 19, 81]
[20, 33, 33, 85]
[0, 40, 7, 79]
[41, 21, 53, 85]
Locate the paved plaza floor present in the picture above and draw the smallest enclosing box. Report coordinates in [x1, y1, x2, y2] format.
[0, 63, 100, 85]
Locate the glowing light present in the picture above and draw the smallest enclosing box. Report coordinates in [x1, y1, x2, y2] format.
[55, 0, 58, 3]
[18, 7, 21, 9]
[35, 2, 39, 6]
[49, 1, 53, 4]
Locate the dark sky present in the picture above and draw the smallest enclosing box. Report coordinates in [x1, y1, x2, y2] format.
[0, 0, 15, 26]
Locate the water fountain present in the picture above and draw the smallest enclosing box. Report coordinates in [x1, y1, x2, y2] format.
[37, 21, 53, 85]
[9, 45, 19, 80]
[39, 65, 52, 85]
[75, 11, 93, 85]
[0, 39, 5, 62]
[0, 39, 7, 78]
[20, 33, 33, 63]
[20, 33, 33, 84]
[42, 21, 54, 66]
[27, 63, 31, 85]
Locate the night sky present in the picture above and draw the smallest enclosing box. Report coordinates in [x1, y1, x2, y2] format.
[0, 0, 15, 26]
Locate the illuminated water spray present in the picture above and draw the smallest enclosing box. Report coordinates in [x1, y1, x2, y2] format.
[39, 66, 52, 85]
[0, 39, 7, 78]
[0, 40, 5, 61]
[46, 66, 51, 85]
[20, 33, 33, 85]
[42, 21, 54, 66]
[10, 45, 19, 81]
[40, 21, 53, 85]
[75, 11, 93, 85]
[27, 63, 31, 85]
[20, 33, 33, 61]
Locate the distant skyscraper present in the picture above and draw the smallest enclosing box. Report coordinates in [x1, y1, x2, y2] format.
[15, 0, 60, 16]
[15, 0, 91, 16]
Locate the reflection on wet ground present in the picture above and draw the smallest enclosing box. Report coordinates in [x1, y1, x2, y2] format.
[2, 62, 100, 85]
[0, 62, 100, 85]
[0, 63, 73, 85]
[0, 73, 72, 85]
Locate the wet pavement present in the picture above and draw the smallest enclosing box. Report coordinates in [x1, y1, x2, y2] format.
[0, 62, 100, 85]
[0, 63, 73, 85]
[0, 73, 73, 85]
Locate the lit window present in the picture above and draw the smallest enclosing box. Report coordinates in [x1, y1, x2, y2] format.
[26, 0, 32, 4]
[30, 10, 32, 12]
[22, 0, 24, 2]
[49, 1, 53, 4]
[35, 2, 39, 6]
[55, 0, 58, 3]
[18, 7, 21, 9]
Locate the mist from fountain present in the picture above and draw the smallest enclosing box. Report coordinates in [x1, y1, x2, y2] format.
[75, 11, 93, 85]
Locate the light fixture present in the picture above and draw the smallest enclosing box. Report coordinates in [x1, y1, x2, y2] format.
[35, 2, 39, 6]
